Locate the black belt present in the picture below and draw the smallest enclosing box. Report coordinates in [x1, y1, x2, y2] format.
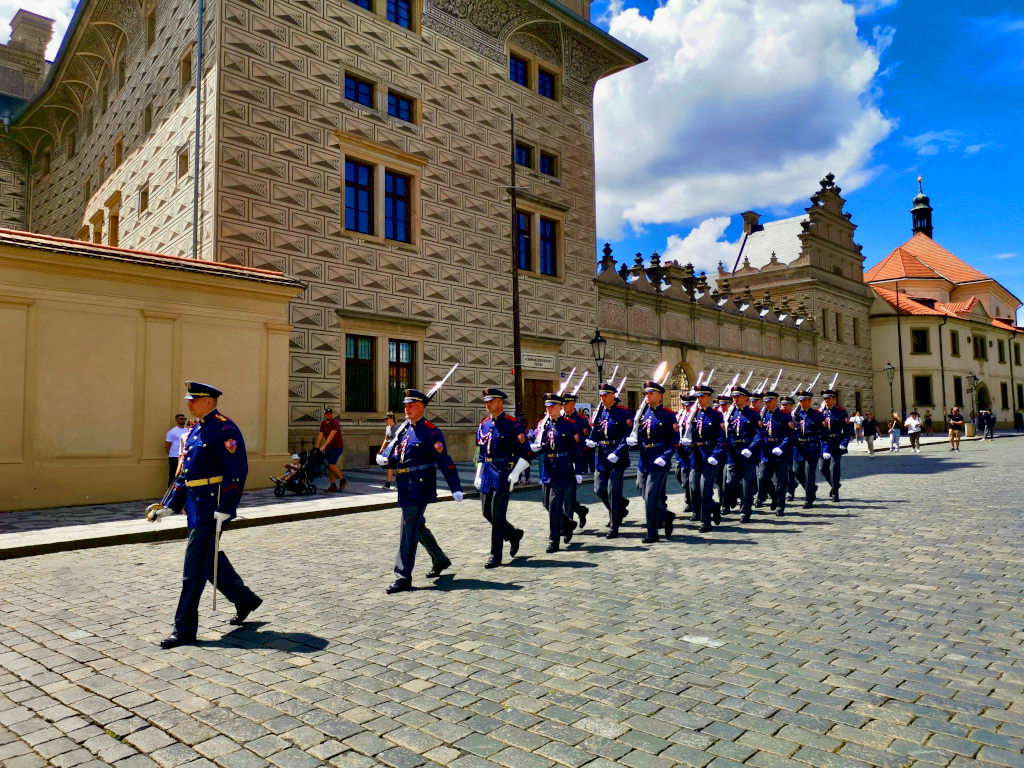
[549, 451, 572, 458]
[484, 457, 513, 464]
[642, 442, 669, 449]
[397, 462, 434, 474]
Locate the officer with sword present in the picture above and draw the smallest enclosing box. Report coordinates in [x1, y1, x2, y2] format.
[586, 375, 631, 538]
[818, 379, 852, 503]
[561, 373, 591, 531]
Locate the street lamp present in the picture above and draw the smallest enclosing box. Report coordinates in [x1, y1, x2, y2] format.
[590, 329, 607, 386]
[966, 371, 979, 423]
[884, 361, 895, 415]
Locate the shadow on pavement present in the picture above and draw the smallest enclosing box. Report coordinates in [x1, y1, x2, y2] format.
[575, 544, 649, 553]
[507, 557, 598, 568]
[204, 624, 330, 652]
[425, 575, 523, 591]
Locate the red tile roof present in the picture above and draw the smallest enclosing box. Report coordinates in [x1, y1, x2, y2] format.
[865, 233, 991, 285]
[938, 298, 979, 314]
[870, 285, 950, 315]
[863, 246, 944, 282]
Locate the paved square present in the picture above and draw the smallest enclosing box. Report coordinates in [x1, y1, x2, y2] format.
[1, 440, 1022, 768]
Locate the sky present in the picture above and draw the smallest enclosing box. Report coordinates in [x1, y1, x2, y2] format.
[590, 0, 1024, 323]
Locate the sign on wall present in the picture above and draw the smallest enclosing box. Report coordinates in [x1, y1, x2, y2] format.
[522, 352, 556, 371]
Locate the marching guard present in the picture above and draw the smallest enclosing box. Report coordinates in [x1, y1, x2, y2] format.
[533, 393, 582, 552]
[474, 388, 528, 568]
[676, 391, 696, 517]
[632, 380, 679, 544]
[684, 383, 726, 533]
[562, 392, 591, 530]
[587, 381, 632, 539]
[724, 386, 763, 524]
[377, 388, 464, 594]
[757, 390, 793, 516]
[819, 388, 853, 502]
[158, 381, 262, 649]
[792, 390, 825, 509]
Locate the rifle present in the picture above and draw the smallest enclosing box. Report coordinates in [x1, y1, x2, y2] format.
[590, 365, 620, 427]
[531, 367, 577, 448]
[818, 371, 839, 410]
[677, 369, 706, 442]
[627, 361, 668, 444]
[377, 363, 459, 462]
[723, 371, 751, 429]
[791, 371, 821, 398]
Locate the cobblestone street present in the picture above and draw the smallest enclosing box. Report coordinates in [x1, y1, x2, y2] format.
[2, 441, 1023, 768]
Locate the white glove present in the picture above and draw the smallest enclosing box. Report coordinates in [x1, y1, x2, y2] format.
[530, 442, 543, 453]
[508, 457, 531, 489]
[741, 449, 752, 459]
[473, 463, 483, 491]
[452, 491, 464, 502]
[654, 457, 666, 467]
[822, 452, 832, 460]
[707, 456, 719, 466]
[626, 435, 638, 447]
[585, 439, 597, 449]
[606, 452, 619, 464]
[214, 512, 231, 524]
[145, 504, 172, 522]
[681, 437, 692, 446]
[375, 453, 389, 466]
[574, 474, 583, 484]
[771, 447, 783, 457]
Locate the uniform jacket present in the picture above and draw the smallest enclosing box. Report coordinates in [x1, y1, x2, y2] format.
[760, 407, 794, 460]
[168, 409, 247, 528]
[675, 407, 698, 470]
[536, 415, 581, 486]
[565, 410, 591, 444]
[476, 411, 530, 493]
[690, 406, 727, 465]
[590, 403, 632, 470]
[792, 407, 825, 458]
[637, 404, 679, 473]
[820, 406, 853, 454]
[725, 405, 763, 464]
[386, 419, 463, 505]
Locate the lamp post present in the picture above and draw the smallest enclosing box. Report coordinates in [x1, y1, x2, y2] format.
[590, 329, 607, 388]
[884, 361, 895, 416]
[966, 371, 979, 425]
[507, 112, 528, 422]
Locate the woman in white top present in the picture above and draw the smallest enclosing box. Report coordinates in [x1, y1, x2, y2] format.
[888, 412, 902, 452]
[380, 412, 397, 490]
[852, 411, 864, 445]
[904, 410, 923, 453]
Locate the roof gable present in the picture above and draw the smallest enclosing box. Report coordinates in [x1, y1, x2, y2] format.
[899, 233, 990, 283]
[864, 246, 945, 282]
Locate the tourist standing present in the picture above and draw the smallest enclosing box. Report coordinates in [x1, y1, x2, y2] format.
[316, 407, 346, 492]
[887, 411, 902, 452]
[948, 406, 964, 452]
[923, 409, 933, 435]
[852, 410, 864, 446]
[380, 412, 397, 490]
[904, 410, 923, 453]
[862, 412, 878, 455]
[164, 414, 188, 487]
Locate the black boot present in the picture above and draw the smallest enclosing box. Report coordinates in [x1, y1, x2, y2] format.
[229, 597, 263, 625]
[426, 558, 452, 578]
[386, 579, 412, 595]
[159, 632, 195, 649]
[509, 528, 524, 558]
[545, 541, 559, 553]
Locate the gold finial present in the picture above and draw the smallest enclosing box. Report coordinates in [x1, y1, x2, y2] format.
[917, 175, 923, 192]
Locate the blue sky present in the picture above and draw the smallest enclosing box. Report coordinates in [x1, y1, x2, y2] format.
[590, 0, 1024, 322]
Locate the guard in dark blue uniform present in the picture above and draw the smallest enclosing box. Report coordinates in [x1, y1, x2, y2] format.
[634, 380, 679, 544]
[724, 386, 763, 524]
[818, 388, 853, 502]
[379, 389, 464, 594]
[160, 381, 262, 649]
[587, 381, 632, 539]
[757, 391, 793, 516]
[676, 392, 696, 518]
[684, 384, 727, 533]
[715, 394, 732, 510]
[792, 391, 824, 508]
[475, 388, 528, 568]
[533, 393, 582, 552]
[562, 393, 591, 530]
[780, 395, 799, 500]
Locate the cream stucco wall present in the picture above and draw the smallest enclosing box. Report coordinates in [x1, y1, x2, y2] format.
[0, 239, 300, 511]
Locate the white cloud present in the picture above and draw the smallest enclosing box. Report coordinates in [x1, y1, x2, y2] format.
[0, 0, 77, 61]
[964, 142, 993, 155]
[853, 0, 898, 15]
[594, 0, 894, 240]
[994, 253, 1015, 260]
[662, 216, 740, 275]
[903, 129, 961, 156]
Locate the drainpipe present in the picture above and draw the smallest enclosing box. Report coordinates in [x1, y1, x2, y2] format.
[895, 281, 907, 418]
[938, 315, 947, 431]
[192, 0, 205, 261]
[1010, 331, 1017, 422]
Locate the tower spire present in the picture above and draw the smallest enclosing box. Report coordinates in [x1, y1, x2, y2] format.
[911, 175, 933, 238]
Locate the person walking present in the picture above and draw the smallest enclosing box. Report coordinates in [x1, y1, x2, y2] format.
[316, 407, 346, 492]
[723, 385, 762, 524]
[948, 406, 964, 452]
[682, 383, 726, 533]
[862, 411, 879, 455]
[164, 413, 189, 487]
[819, 388, 852, 502]
[1014, 409, 1024, 433]
[629, 380, 679, 543]
[904, 410, 923, 453]
[923, 410, 933, 435]
[376, 389, 464, 594]
[587, 381, 632, 539]
[792, 391, 824, 508]
[532, 393, 582, 553]
[983, 410, 995, 440]
[852, 410, 864, 446]
[380, 412, 397, 490]
[887, 411, 902, 452]
[157, 381, 262, 649]
[757, 390, 792, 516]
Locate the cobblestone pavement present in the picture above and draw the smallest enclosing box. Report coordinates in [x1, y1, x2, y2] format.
[1, 440, 1022, 768]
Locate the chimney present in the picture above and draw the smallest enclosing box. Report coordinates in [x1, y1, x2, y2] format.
[9, 10, 54, 57]
[741, 211, 761, 235]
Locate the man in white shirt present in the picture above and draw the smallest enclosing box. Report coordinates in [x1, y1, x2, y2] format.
[165, 414, 188, 486]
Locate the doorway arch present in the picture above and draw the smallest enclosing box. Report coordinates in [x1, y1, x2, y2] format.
[976, 383, 991, 412]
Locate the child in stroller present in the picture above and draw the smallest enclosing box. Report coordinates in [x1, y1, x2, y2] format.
[270, 450, 322, 496]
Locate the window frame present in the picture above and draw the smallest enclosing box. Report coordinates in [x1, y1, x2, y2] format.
[384, 169, 411, 243]
[386, 0, 412, 29]
[509, 53, 529, 88]
[537, 67, 557, 99]
[345, 158, 375, 235]
[513, 200, 566, 283]
[998, 339, 1006, 364]
[912, 375, 933, 407]
[387, 339, 416, 411]
[386, 90, 417, 124]
[344, 73, 375, 108]
[138, 182, 150, 214]
[179, 44, 194, 93]
[973, 334, 988, 360]
[345, 0, 420, 32]
[344, 334, 376, 413]
[538, 151, 558, 178]
[514, 142, 533, 170]
[508, 44, 562, 102]
[539, 216, 557, 277]
[910, 327, 930, 355]
[176, 145, 189, 180]
[337, 316, 427, 417]
[953, 376, 963, 408]
[1000, 381, 1009, 410]
[950, 330, 960, 357]
[146, 8, 156, 49]
[114, 134, 123, 168]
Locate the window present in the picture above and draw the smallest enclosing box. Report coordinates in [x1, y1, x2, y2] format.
[177, 146, 189, 179]
[1018, 383, 1023, 408]
[345, 335, 375, 412]
[386, 0, 411, 28]
[853, 317, 860, 347]
[67, 132, 76, 158]
[139, 183, 149, 213]
[345, 160, 374, 234]
[143, 103, 152, 135]
[84, 174, 91, 200]
[146, 9, 156, 49]
[1016, 342, 1022, 367]
[835, 312, 842, 344]
[821, 309, 828, 340]
[114, 136, 123, 168]
[384, 171, 410, 243]
[90, 212, 103, 244]
[911, 328, 929, 355]
[349, 0, 371, 8]
[538, 68, 556, 99]
[39, 147, 50, 178]
[108, 208, 119, 247]
[180, 45, 193, 90]
[854, 390, 862, 413]
[1001, 382, 1009, 410]
[539, 217, 557, 276]
[913, 375, 933, 406]
[516, 211, 531, 271]
[627, 390, 638, 411]
[950, 330, 960, 357]
[973, 334, 987, 360]
[998, 340, 1006, 364]
[387, 92, 413, 122]
[117, 54, 126, 91]
[388, 340, 415, 410]
[953, 376, 963, 407]
[539, 152, 557, 177]
[509, 54, 528, 87]
[344, 75, 374, 107]
[515, 143, 532, 168]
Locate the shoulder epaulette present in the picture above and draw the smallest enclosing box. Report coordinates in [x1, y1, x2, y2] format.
[504, 413, 517, 421]
[215, 413, 228, 422]
[424, 420, 436, 429]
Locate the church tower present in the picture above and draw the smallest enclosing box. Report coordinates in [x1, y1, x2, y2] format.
[911, 176, 934, 238]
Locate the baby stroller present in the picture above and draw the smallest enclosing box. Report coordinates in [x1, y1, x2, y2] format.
[270, 451, 321, 497]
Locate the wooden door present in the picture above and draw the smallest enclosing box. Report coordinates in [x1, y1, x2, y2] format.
[524, 378, 556, 429]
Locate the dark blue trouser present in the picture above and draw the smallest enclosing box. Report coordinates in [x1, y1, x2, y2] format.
[689, 458, 718, 527]
[595, 465, 625, 531]
[174, 523, 259, 638]
[758, 458, 791, 512]
[642, 467, 670, 539]
[675, 464, 692, 511]
[724, 460, 757, 516]
[794, 447, 820, 502]
[482, 489, 517, 559]
[543, 483, 572, 543]
[395, 504, 447, 581]
[819, 452, 842, 493]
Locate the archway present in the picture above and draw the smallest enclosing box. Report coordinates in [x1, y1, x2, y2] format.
[976, 383, 991, 412]
[666, 361, 693, 408]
